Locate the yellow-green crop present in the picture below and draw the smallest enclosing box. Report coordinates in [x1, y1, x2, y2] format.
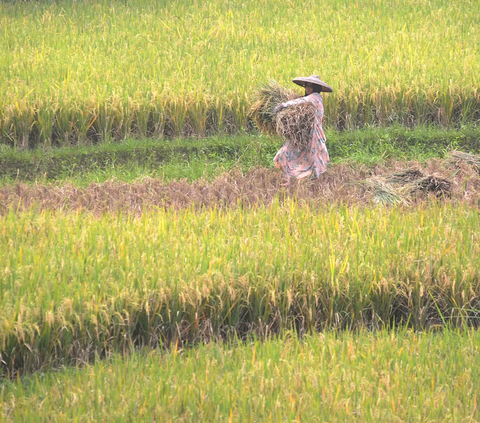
[2, 201, 480, 375]
[2, 331, 480, 421]
[1, 0, 479, 147]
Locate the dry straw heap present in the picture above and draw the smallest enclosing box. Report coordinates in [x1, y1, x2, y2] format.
[448, 151, 480, 172]
[365, 167, 453, 205]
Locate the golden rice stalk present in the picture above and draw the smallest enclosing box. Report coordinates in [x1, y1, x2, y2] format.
[364, 177, 408, 205]
[248, 81, 299, 135]
[276, 102, 317, 151]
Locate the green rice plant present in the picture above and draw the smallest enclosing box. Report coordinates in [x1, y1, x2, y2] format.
[53, 102, 78, 147]
[2, 201, 480, 375]
[34, 102, 55, 148]
[165, 98, 189, 138]
[93, 103, 115, 143]
[148, 103, 166, 138]
[110, 97, 136, 141]
[134, 102, 152, 139]
[7, 100, 36, 149]
[74, 106, 98, 147]
[1, 330, 480, 421]
[1, 0, 479, 146]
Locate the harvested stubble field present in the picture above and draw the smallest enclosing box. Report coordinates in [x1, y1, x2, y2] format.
[2, 155, 480, 214]
[1, 0, 479, 147]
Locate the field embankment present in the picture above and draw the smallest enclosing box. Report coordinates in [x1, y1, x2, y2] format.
[2, 331, 479, 421]
[1, 126, 480, 184]
[1, 0, 479, 147]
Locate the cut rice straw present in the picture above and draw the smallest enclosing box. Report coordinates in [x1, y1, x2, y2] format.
[248, 81, 299, 135]
[448, 151, 480, 172]
[276, 102, 316, 151]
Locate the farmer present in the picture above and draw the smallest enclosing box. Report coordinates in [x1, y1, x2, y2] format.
[273, 75, 332, 186]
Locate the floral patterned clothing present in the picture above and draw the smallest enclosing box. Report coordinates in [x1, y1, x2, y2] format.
[274, 92, 329, 180]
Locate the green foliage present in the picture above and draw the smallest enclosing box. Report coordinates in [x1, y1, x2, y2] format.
[0, 136, 278, 183]
[2, 126, 480, 185]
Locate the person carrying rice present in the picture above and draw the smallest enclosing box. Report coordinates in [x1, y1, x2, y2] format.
[273, 75, 333, 186]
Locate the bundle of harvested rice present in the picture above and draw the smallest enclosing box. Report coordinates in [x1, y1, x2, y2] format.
[386, 167, 424, 184]
[410, 175, 452, 197]
[448, 151, 480, 171]
[248, 81, 299, 134]
[364, 177, 408, 205]
[363, 167, 453, 205]
[276, 102, 317, 150]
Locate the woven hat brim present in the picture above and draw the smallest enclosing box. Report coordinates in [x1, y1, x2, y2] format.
[293, 77, 333, 92]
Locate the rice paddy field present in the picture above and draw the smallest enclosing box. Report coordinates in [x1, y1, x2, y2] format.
[2, 200, 480, 371]
[2, 331, 480, 422]
[2, 0, 480, 421]
[1, 0, 479, 147]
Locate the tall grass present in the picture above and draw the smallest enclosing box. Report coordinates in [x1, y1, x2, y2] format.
[1, 0, 479, 147]
[2, 201, 480, 376]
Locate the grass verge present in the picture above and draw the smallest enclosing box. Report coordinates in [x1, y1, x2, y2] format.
[1, 330, 479, 421]
[0, 125, 479, 185]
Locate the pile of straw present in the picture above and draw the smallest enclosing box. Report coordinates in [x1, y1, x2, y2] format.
[365, 177, 407, 205]
[276, 102, 317, 151]
[410, 175, 452, 197]
[364, 168, 452, 205]
[448, 151, 480, 172]
[248, 81, 299, 134]
[386, 167, 424, 184]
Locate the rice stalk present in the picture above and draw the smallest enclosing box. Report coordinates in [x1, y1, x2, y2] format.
[276, 102, 316, 151]
[364, 177, 408, 205]
[248, 81, 299, 135]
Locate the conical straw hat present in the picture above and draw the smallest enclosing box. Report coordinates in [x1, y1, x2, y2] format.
[292, 75, 333, 92]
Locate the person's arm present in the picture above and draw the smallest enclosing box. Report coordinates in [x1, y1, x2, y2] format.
[273, 94, 315, 113]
